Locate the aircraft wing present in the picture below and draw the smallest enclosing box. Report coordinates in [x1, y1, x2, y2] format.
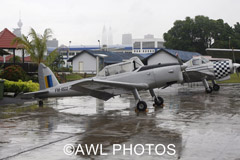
[70, 79, 149, 101]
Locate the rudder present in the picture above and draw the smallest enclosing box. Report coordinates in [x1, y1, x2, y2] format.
[38, 63, 59, 90]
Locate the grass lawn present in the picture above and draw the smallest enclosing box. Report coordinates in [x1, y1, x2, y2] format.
[218, 73, 240, 83]
[66, 73, 95, 82]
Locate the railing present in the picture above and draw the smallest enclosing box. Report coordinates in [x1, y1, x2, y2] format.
[0, 63, 38, 73]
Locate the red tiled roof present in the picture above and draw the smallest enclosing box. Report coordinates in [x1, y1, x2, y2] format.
[0, 28, 20, 49]
[0, 55, 32, 62]
[0, 55, 14, 62]
[24, 56, 32, 62]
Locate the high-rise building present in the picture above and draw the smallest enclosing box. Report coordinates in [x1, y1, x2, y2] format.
[102, 25, 108, 46]
[47, 38, 59, 48]
[13, 18, 23, 37]
[122, 34, 132, 46]
[144, 34, 154, 39]
[101, 25, 114, 47]
[108, 27, 113, 45]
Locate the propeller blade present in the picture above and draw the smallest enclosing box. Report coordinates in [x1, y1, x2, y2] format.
[176, 53, 183, 65]
[175, 53, 191, 82]
[183, 72, 190, 82]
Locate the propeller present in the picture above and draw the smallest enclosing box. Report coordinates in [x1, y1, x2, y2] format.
[176, 53, 190, 82]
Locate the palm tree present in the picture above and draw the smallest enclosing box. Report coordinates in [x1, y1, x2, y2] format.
[12, 28, 53, 64]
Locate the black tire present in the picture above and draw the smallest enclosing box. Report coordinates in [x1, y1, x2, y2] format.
[137, 101, 147, 111]
[154, 96, 164, 106]
[213, 84, 220, 91]
[205, 86, 213, 93]
[39, 100, 43, 107]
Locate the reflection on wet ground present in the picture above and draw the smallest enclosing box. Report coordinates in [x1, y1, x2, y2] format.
[0, 84, 240, 159]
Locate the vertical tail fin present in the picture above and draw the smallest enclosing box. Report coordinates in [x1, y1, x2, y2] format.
[38, 63, 59, 90]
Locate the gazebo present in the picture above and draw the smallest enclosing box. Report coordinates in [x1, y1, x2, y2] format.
[0, 48, 10, 56]
[0, 28, 24, 64]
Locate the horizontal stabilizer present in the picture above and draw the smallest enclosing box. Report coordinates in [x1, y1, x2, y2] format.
[21, 90, 49, 99]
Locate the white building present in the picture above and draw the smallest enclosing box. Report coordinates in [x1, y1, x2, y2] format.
[145, 48, 201, 65]
[68, 50, 143, 73]
[132, 34, 164, 54]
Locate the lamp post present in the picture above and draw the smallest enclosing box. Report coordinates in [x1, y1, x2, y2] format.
[67, 41, 71, 68]
[228, 37, 231, 49]
[98, 40, 100, 50]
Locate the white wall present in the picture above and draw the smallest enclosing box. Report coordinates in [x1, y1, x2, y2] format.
[147, 50, 178, 65]
[72, 52, 96, 73]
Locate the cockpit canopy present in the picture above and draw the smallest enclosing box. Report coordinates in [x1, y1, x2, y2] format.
[97, 57, 144, 77]
[186, 56, 210, 66]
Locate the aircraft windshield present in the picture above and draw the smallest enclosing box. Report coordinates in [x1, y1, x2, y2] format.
[201, 57, 209, 64]
[192, 59, 201, 65]
[192, 57, 209, 66]
[105, 62, 132, 76]
[97, 57, 143, 77]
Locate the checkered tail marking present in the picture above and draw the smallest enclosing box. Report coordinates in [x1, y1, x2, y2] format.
[213, 61, 231, 79]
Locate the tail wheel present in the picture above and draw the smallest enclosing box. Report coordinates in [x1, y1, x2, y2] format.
[213, 84, 220, 91]
[39, 100, 43, 107]
[137, 101, 147, 111]
[206, 86, 213, 93]
[154, 96, 164, 106]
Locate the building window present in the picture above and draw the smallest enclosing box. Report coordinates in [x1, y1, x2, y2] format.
[157, 42, 164, 48]
[142, 41, 154, 48]
[69, 52, 75, 56]
[133, 42, 141, 49]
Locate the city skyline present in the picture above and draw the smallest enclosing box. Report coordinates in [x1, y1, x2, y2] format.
[1, 0, 240, 46]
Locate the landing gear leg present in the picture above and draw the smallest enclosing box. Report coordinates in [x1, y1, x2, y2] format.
[132, 88, 147, 112]
[149, 89, 164, 108]
[202, 79, 212, 93]
[212, 80, 220, 91]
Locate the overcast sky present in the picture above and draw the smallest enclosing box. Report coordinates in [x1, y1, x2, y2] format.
[1, 0, 240, 46]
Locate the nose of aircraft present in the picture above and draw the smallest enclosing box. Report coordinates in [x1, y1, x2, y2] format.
[233, 63, 240, 69]
[233, 63, 240, 76]
[181, 63, 188, 71]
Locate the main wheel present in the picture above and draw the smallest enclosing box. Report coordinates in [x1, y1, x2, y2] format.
[154, 96, 164, 106]
[136, 101, 147, 112]
[205, 86, 213, 93]
[213, 84, 220, 91]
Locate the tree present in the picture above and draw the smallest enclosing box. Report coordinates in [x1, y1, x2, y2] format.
[45, 49, 64, 71]
[12, 28, 53, 64]
[163, 16, 237, 54]
[231, 22, 240, 48]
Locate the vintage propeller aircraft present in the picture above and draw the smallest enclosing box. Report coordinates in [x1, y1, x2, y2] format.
[22, 57, 186, 111]
[179, 56, 240, 93]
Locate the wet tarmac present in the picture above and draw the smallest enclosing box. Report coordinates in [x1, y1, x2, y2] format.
[0, 84, 240, 160]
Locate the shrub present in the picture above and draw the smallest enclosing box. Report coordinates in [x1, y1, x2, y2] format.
[1, 65, 27, 81]
[4, 79, 39, 94]
[8, 56, 22, 63]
